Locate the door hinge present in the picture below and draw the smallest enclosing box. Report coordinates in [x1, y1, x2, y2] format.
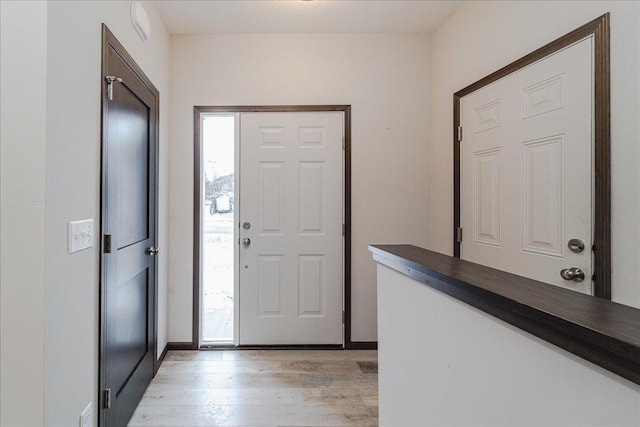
[342, 310, 345, 324]
[456, 227, 463, 243]
[105, 75, 123, 101]
[457, 125, 463, 142]
[102, 388, 111, 409]
[342, 134, 345, 150]
[342, 224, 345, 237]
[104, 234, 112, 253]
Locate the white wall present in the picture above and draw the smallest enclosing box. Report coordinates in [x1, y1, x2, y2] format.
[377, 265, 640, 426]
[0, 2, 47, 425]
[42, 1, 170, 425]
[168, 34, 431, 343]
[430, 1, 640, 308]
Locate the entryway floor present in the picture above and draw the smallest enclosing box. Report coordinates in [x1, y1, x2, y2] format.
[128, 349, 378, 426]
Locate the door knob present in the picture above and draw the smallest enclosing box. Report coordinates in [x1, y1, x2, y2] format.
[242, 238, 251, 247]
[560, 267, 585, 282]
[146, 247, 159, 256]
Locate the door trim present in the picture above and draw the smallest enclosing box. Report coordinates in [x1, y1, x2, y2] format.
[99, 24, 160, 424]
[193, 105, 353, 348]
[452, 14, 611, 299]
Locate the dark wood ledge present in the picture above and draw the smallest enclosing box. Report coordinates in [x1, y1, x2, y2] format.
[369, 244, 640, 386]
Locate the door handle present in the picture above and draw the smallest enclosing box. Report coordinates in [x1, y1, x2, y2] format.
[560, 267, 585, 282]
[146, 246, 159, 256]
[242, 238, 251, 247]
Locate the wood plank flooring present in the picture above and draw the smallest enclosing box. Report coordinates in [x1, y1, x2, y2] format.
[129, 350, 378, 427]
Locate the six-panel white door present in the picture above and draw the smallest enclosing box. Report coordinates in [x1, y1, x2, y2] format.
[461, 37, 593, 294]
[239, 112, 344, 344]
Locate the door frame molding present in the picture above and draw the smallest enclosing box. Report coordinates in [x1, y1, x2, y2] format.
[192, 105, 353, 348]
[99, 24, 160, 424]
[452, 14, 611, 299]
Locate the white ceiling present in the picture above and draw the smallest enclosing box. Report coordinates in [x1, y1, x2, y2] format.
[155, 0, 463, 35]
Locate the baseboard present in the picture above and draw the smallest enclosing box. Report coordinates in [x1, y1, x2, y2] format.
[158, 343, 169, 364]
[167, 341, 198, 351]
[153, 343, 169, 374]
[346, 341, 378, 350]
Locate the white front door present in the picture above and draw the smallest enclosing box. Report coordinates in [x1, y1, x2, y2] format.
[460, 37, 593, 294]
[239, 112, 344, 345]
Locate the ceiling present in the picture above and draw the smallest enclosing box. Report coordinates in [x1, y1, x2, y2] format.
[155, 0, 463, 35]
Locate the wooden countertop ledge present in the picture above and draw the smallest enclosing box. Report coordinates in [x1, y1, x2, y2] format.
[369, 244, 640, 386]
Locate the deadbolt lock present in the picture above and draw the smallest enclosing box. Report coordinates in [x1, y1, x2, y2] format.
[567, 239, 585, 253]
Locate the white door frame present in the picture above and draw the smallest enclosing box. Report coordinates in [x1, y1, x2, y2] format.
[192, 105, 355, 349]
[452, 14, 611, 299]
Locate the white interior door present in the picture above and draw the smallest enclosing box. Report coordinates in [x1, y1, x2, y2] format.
[461, 37, 593, 294]
[239, 112, 344, 345]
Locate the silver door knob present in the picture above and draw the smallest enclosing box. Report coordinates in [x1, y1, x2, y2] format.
[242, 238, 251, 247]
[560, 267, 585, 282]
[146, 247, 159, 256]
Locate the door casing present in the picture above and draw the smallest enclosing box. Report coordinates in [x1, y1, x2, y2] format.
[193, 105, 353, 348]
[453, 14, 610, 299]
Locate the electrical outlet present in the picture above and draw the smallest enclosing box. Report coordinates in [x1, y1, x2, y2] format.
[68, 219, 94, 253]
[79, 402, 91, 427]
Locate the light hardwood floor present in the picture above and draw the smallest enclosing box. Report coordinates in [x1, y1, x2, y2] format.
[129, 350, 378, 427]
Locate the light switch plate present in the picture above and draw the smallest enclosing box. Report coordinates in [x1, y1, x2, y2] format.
[68, 219, 94, 253]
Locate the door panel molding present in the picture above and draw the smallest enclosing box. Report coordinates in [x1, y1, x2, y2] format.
[453, 14, 610, 299]
[100, 24, 159, 426]
[193, 105, 354, 348]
